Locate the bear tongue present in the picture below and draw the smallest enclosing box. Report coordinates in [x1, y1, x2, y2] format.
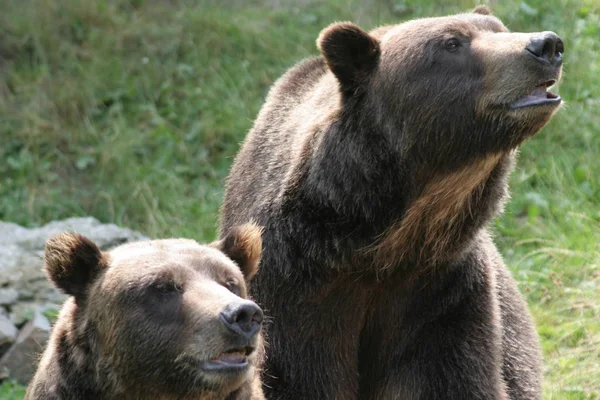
[214, 351, 247, 364]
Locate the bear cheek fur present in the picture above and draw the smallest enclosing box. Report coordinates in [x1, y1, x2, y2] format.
[368, 25, 492, 170]
[84, 281, 190, 394]
[92, 272, 257, 395]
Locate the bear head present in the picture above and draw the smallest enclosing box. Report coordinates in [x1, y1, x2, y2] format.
[317, 6, 563, 170]
[43, 223, 264, 398]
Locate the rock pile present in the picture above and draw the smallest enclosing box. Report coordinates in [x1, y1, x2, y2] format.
[0, 217, 145, 384]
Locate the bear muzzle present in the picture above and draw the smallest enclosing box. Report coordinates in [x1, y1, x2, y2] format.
[197, 301, 263, 373]
[509, 31, 563, 110]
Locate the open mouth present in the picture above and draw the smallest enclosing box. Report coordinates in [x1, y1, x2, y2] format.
[201, 346, 254, 372]
[508, 80, 561, 110]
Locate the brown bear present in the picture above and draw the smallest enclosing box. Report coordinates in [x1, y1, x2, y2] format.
[25, 224, 265, 400]
[220, 6, 563, 400]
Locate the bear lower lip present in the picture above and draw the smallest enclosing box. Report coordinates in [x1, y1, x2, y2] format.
[201, 359, 249, 372]
[201, 357, 249, 371]
[214, 351, 247, 364]
[508, 85, 561, 110]
[201, 348, 251, 371]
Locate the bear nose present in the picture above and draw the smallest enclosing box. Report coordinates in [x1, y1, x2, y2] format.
[525, 31, 563, 65]
[220, 301, 263, 339]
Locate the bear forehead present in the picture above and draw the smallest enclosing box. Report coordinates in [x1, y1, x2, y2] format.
[380, 13, 507, 43]
[106, 240, 242, 278]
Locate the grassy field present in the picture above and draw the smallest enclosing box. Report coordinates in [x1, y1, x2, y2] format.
[0, 0, 598, 398]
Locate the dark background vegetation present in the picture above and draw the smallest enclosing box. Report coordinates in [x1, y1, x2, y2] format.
[0, 0, 598, 398]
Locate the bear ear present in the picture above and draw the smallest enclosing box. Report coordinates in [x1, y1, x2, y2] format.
[213, 223, 263, 282]
[317, 22, 380, 94]
[473, 5, 492, 15]
[44, 233, 107, 299]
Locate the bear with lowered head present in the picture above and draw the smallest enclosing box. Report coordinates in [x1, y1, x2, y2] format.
[220, 6, 563, 400]
[26, 224, 265, 400]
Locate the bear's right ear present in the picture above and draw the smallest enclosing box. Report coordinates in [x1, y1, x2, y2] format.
[44, 233, 107, 299]
[212, 223, 263, 283]
[472, 5, 492, 15]
[317, 22, 380, 94]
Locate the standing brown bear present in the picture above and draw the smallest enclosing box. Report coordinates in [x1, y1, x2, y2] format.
[220, 6, 563, 400]
[26, 224, 265, 400]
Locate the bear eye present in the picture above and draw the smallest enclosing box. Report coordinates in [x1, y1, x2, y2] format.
[225, 279, 241, 296]
[153, 281, 182, 295]
[444, 38, 461, 52]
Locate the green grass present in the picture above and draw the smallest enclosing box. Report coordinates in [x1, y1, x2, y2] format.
[0, 381, 26, 400]
[1, 0, 598, 398]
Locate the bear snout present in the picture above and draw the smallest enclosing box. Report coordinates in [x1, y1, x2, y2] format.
[220, 301, 264, 340]
[525, 31, 564, 66]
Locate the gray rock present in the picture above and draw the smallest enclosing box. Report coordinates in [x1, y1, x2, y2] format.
[0, 288, 18, 306]
[0, 311, 51, 384]
[0, 314, 18, 348]
[0, 217, 146, 311]
[0, 222, 30, 245]
[10, 302, 40, 328]
[0, 217, 146, 250]
[9, 302, 61, 328]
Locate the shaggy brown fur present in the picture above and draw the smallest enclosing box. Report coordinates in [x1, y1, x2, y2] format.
[220, 6, 563, 400]
[25, 224, 265, 400]
[371, 152, 505, 269]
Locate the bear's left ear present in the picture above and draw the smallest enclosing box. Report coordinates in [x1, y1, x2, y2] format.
[317, 22, 380, 94]
[472, 5, 492, 15]
[44, 233, 108, 300]
[213, 223, 263, 282]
